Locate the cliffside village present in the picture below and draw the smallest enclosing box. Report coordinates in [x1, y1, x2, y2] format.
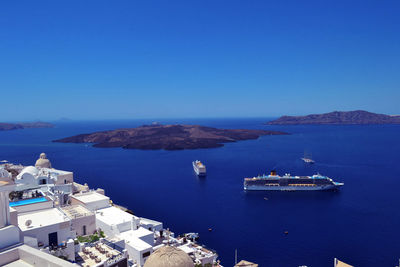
[0, 153, 226, 267]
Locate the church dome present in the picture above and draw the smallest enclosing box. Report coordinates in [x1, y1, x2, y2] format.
[16, 166, 38, 182]
[19, 166, 39, 176]
[144, 246, 194, 267]
[35, 153, 52, 169]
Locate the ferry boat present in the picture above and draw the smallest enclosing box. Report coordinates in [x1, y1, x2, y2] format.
[301, 152, 315, 164]
[192, 160, 206, 176]
[301, 157, 315, 164]
[244, 170, 343, 191]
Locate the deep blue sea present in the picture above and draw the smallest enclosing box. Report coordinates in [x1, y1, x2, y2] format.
[1, 118, 400, 267]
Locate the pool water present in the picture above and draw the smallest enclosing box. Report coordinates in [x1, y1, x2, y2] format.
[9, 197, 47, 207]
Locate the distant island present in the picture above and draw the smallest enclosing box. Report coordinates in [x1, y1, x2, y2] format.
[0, 121, 54, 131]
[53, 124, 288, 150]
[267, 110, 400, 125]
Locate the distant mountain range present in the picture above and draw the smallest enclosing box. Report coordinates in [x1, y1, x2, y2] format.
[53, 124, 288, 150]
[0, 122, 54, 131]
[267, 110, 400, 125]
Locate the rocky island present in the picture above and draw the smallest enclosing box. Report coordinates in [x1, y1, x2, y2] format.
[53, 124, 288, 150]
[0, 121, 54, 131]
[267, 110, 400, 125]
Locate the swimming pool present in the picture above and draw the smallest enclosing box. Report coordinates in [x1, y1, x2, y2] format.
[9, 197, 47, 207]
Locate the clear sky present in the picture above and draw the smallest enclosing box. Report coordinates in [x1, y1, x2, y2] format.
[1, 0, 399, 121]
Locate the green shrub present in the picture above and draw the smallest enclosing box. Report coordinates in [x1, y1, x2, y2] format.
[77, 231, 106, 244]
[99, 230, 105, 238]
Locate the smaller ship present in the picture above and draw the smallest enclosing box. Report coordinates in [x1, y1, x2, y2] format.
[192, 160, 206, 176]
[301, 157, 315, 164]
[301, 152, 315, 164]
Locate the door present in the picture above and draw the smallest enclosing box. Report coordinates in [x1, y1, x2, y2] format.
[48, 232, 58, 247]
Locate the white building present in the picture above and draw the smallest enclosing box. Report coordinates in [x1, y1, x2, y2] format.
[118, 228, 153, 266]
[94, 205, 166, 266]
[96, 206, 139, 236]
[70, 191, 110, 212]
[6, 154, 74, 207]
[0, 171, 76, 267]
[15, 165, 74, 191]
[17, 202, 96, 243]
[0, 174, 21, 250]
[2, 154, 220, 266]
[18, 207, 73, 248]
[16, 203, 96, 262]
[139, 217, 163, 232]
[61, 205, 96, 236]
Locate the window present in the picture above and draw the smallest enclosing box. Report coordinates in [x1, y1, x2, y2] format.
[143, 251, 151, 258]
[64, 179, 67, 184]
[83, 225, 87, 235]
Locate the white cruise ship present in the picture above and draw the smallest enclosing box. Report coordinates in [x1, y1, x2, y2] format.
[192, 160, 206, 176]
[244, 170, 343, 191]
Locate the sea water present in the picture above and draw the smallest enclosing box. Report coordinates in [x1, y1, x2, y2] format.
[1, 118, 399, 266]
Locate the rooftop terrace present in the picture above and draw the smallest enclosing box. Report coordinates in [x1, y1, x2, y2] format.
[61, 205, 93, 219]
[76, 241, 125, 267]
[71, 191, 109, 204]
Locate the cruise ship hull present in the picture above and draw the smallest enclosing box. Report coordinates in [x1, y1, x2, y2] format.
[244, 171, 344, 191]
[244, 184, 341, 191]
[195, 170, 206, 177]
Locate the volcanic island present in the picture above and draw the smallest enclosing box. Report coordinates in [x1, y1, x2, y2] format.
[53, 124, 288, 150]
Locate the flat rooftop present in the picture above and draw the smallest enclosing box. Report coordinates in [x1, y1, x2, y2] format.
[118, 230, 153, 251]
[71, 191, 109, 204]
[178, 244, 196, 254]
[18, 208, 68, 231]
[95, 206, 135, 226]
[61, 205, 93, 219]
[121, 227, 153, 239]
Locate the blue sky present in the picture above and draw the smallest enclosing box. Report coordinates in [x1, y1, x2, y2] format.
[1, 0, 399, 121]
